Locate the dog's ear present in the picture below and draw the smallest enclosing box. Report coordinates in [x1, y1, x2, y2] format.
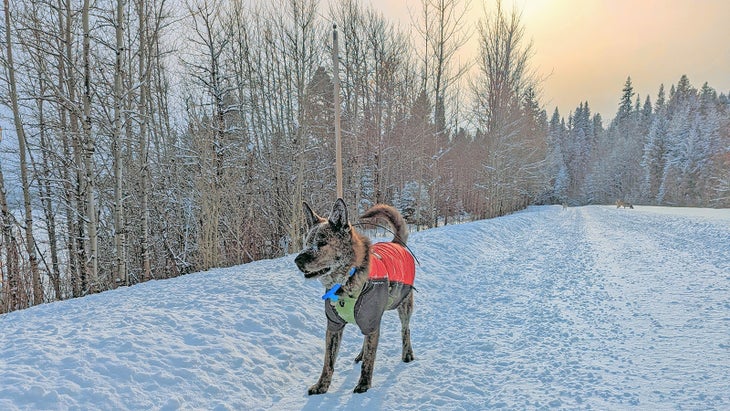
[329, 198, 349, 230]
[302, 202, 319, 229]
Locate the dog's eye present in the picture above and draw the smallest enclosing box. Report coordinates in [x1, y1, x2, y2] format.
[316, 241, 327, 248]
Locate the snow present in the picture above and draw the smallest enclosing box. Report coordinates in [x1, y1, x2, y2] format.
[1, 205, 729, 410]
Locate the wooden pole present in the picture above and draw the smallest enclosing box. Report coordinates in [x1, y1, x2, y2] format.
[333, 24, 343, 200]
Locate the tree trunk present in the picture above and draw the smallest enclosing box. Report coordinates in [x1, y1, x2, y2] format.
[82, 0, 99, 291]
[0, 144, 23, 312]
[112, 0, 127, 287]
[36, 81, 63, 301]
[136, 0, 152, 282]
[57, 0, 86, 298]
[4, 0, 43, 305]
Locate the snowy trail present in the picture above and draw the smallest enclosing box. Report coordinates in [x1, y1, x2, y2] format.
[579, 206, 730, 408]
[401, 206, 634, 409]
[1, 206, 728, 410]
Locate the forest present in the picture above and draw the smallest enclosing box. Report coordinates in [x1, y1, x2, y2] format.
[1, 0, 729, 313]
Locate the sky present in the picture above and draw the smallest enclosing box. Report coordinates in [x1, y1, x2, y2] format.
[365, 0, 730, 121]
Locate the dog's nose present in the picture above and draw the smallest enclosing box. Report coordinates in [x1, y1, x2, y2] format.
[294, 253, 309, 271]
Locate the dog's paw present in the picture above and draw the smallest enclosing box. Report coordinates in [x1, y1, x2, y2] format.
[353, 382, 370, 393]
[308, 384, 328, 395]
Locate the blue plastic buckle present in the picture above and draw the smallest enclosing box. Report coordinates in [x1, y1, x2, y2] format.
[321, 267, 356, 301]
[322, 283, 341, 301]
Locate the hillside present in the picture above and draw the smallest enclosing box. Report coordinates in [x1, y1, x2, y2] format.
[1, 205, 729, 410]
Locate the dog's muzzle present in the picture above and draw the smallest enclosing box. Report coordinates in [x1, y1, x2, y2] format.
[295, 252, 324, 278]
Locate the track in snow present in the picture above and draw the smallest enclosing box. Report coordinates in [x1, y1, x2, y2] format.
[399, 206, 729, 409]
[0, 205, 728, 410]
[397, 206, 729, 409]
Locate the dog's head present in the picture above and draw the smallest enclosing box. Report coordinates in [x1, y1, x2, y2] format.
[294, 198, 354, 279]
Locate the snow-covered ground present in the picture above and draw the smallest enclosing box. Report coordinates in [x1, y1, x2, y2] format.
[1, 205, 728, 410]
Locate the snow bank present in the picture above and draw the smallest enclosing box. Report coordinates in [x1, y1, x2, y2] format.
[1, 205, 728, 410]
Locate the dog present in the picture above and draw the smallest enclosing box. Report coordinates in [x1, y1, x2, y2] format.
[294, 198, 416, 394]
[616, 199, 634, 209]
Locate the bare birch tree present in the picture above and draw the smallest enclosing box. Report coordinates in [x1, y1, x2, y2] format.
[112, 0, 128, 286]
[471, 0, 542, 217]
[416, 0, 471, 135]
[1, 131, 24, 312]
[81, 0, 99, 291]
[57, 0, 87, 298]
[3, 0, 42, 304]
[134, 0, 152, 282]
[15, 1, 65, 300]
[185, 0, 230, 270]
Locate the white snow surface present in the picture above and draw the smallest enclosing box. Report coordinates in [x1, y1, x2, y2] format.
[1, 205, 729, 410]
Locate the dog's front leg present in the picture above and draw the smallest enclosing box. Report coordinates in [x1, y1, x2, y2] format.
[353, 328, 380, 393]
[309, 328, 343, 395]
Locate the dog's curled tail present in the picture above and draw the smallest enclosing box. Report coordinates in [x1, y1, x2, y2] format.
[359, 204, 409, 246]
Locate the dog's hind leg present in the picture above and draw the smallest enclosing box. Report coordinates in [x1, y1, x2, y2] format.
[398, 291, 415, 362]
[354, 343, 364, 363]
[308, 328, 343, 395]
[354, 328, 380, 393]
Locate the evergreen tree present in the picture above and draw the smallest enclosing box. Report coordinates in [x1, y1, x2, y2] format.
[639, 95, 653, 138]
[641, 105, 668, 203]
[659, 76, 698, 204]
[655, 84, 666, 113]
[546, 108, 568, 202]
[617, 76, 635, 125]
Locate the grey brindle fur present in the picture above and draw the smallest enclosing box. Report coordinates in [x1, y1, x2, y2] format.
[294, 199, 415, 394]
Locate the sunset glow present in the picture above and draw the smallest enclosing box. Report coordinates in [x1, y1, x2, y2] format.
[367, 0, 730, 119]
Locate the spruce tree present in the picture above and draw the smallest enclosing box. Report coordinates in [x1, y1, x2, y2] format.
[617, 76, 635, 123]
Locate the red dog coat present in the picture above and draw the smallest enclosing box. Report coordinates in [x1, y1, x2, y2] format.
[368, 242, 416, 286]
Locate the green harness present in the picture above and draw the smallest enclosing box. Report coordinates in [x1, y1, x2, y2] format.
[333, 291, 360, 324]
[331, 281, 404, 324]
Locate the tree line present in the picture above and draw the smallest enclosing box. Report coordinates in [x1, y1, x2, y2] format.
[548, 75, 730, 207]
[1, 0, 728, 313]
